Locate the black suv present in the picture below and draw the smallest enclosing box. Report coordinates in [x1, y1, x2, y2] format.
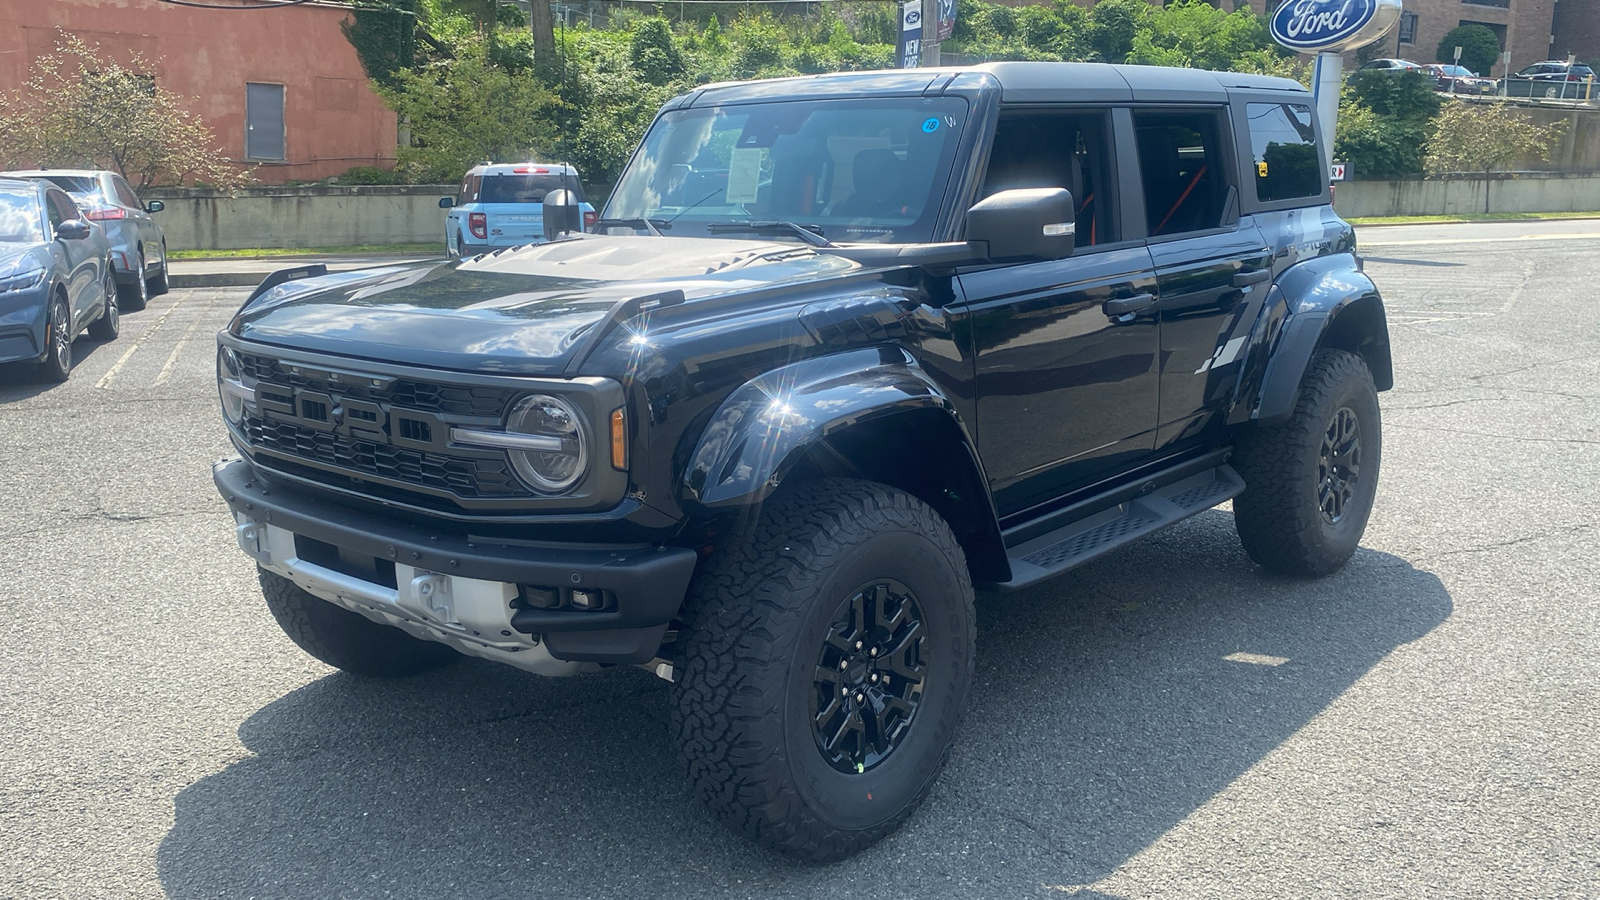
[214, 63, 1391, 861]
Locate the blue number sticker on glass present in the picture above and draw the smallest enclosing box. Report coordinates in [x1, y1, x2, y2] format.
[922, 117, 940, 134]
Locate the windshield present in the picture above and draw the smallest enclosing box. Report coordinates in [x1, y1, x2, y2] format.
[480, 172, 586, 204]
[606, 97, 969, 243]
[0, 189, 42, 242]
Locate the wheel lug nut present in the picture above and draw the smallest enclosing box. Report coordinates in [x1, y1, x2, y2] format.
[842, 685, 849, 696]
[869, 647, 879, 657]
[839, 659, 848, 671]
[855, 692, 864, 702]
[854, 640, 863, 651]
[870, 673, 879, 682]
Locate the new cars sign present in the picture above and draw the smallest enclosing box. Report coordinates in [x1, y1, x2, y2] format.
[1269, 0, 1402, 53]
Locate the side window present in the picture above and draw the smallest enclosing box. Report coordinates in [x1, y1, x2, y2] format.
[1246, 102, 1322, 203]
[458, 175, 472, 205]
[45, 191, 65, 231]
[1133, 110, 1232, 238]
[466, 175, 482, 203]
[980, 109, 1118, 246]
[112, 176, 142, 209]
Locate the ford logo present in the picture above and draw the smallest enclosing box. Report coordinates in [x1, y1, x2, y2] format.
[1270, 0, 1398, 52]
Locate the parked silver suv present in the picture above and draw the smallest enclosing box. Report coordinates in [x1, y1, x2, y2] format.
[0, 169, 169, 311]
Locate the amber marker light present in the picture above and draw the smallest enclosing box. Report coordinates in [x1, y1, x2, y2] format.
[610, 408, 628, 470]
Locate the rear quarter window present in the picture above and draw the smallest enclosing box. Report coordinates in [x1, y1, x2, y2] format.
[1245, 102, 1323, 204]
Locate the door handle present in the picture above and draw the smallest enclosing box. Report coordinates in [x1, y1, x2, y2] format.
[1103, 293, 1155, 318]
[1232, 268, 1271, 288]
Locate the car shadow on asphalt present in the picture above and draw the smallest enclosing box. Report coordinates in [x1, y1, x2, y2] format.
[0, 336, 114, 401]
[156, 509, 1452, 900]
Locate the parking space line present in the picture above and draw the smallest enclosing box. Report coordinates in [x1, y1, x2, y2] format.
[152, 293, 218, 387]
[95, 292, 190, 390]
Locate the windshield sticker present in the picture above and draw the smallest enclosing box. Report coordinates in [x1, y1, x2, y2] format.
[922, 117, 940, 134]
[726, 147, 764, 204]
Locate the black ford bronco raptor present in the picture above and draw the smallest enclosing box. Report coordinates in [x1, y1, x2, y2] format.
[214, 62, 1391, 861]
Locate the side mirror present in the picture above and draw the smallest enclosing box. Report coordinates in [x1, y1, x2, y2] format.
[56, 220, 92, 241]
[542, 188, 581, 238]
[438, 197, 455, 209]
[145, 200, 164, 213]
[966, 187, 1075, 264]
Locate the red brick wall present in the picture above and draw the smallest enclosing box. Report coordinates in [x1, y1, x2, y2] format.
[0, 0, 397, 184]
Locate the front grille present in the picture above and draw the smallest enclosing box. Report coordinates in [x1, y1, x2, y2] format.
[237, 352, 516, 419]
[243, 413, 526, 499]
[234, 350, 531, 505]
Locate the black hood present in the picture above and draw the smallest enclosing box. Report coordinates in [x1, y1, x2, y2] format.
[231, 235, 860, 375]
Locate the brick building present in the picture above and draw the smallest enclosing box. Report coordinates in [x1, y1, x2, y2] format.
[1381, 0, 1557, 76]
[0, 0, 396, 184]
[1554, 0, 1600, 65]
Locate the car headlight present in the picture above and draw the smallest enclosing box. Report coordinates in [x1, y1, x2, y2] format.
[505, 394, 588, 493]
[217, 346, 253, 424]
[0, 268, 45, 294]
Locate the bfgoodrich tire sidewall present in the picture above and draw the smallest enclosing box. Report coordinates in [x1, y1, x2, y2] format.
[1310, 372, 1382, 558]
[780, 527, 973, 832]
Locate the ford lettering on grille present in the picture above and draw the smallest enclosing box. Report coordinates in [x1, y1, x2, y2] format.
[256, 383, 450, 453]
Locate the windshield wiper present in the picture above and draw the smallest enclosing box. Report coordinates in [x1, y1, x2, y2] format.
[705, 220, 833, 247]
[594, 217, 670, 236]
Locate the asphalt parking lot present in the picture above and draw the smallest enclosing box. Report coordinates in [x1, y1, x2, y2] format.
[2, 221, 1597, 899]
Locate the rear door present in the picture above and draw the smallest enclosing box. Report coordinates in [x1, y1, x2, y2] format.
[959, 107, 1161, 515]
[111, 175, 162, 269]
[1131, 108, 1270, 451]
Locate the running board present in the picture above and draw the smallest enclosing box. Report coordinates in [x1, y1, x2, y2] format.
[994, 465, 1245, 591]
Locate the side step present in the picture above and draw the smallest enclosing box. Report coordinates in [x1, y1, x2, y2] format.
[996, 464, 1245, 590]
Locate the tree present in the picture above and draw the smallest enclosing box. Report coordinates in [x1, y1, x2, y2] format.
[377, 45, 559, 183]
[1127, 0, 1273, 73]
[1086, 0, 1150, 63]
[1335, 68, 1443, 178]
[0, 33, 248, 189]
[1436, 24, 1500, 78]
[1425, 100, 1565, 212]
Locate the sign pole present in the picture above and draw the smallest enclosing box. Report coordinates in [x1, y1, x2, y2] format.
[921, 0, 940, 66]
[1312, 51, 1343, 149]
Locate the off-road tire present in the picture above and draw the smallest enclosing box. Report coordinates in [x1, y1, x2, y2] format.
[258, 569, 458, 677]
[118, 251, 148, 311]
[1233, 349, 1381, 576]
[670, 479, 976, 862]
[88, 272, 119, 341]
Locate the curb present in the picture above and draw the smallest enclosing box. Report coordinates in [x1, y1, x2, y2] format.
[170, 273, 266, 288]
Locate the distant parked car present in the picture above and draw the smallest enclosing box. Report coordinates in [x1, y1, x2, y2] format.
[438, 162, 596, 257]
[1501, 61, 1597, 99]
[0, 168, 169, 311]
[1357, 58, 1426, 73]
[0, 177, 118, 382]
[1426, 64, 1495, 95]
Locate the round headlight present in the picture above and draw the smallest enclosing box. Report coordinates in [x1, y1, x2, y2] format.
[506, 394, 587, 493]
[218, 346, 246, 424]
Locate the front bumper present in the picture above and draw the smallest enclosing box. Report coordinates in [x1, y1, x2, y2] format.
[214, 457, 699, 669]
[0, 286, 48, 365]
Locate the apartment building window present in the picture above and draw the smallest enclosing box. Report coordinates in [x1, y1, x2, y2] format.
[245, 82, 286, 161]
[1398, 11, 1418, 44]
[1461, 0, 1510, 8]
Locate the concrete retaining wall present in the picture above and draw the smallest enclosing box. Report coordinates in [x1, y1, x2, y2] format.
[1333, 173, 1600, 218]
[145, 185, 455, 251]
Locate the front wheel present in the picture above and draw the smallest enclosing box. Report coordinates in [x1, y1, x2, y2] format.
[1233, 349, 1382, 575]
[37, 296, 72, 383]
[671, 479, 976, 862]
[258, 569, 458, 677]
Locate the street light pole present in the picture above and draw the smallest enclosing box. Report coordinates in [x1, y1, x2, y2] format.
[921, 0, 940, 67]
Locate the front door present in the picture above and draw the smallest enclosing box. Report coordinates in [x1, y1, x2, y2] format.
[959, 108, 1161, 517]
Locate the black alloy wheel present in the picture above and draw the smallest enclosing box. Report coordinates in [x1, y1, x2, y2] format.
[811, 579, 927, 774]
[1318, 406, 1361, 524]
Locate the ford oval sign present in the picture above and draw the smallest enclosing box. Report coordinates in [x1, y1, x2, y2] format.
[1270, 0, 1402, 53]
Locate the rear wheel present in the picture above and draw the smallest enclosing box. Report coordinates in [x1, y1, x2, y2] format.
[258, 569, 459, 677]
[671, 479, 976, 861]
[1233, 349, 1382, 575]
[88, 271, 120, 341]
[37, 295, 71, 383]
[118, 251, 148, 311]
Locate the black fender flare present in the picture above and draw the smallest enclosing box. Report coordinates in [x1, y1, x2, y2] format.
[682, 346, 1010, 582]
[1251, 253, 1393, 426]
